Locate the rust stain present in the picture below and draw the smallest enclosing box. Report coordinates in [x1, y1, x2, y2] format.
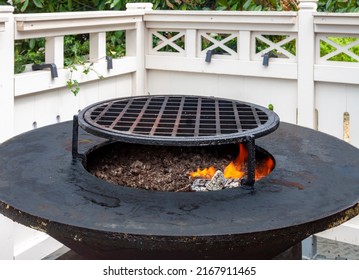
[268, 179, 305, 190]
[65, 139, 93, 151]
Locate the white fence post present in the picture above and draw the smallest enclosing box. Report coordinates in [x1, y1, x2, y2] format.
[0, 6, 15, 260]
[90, 32, 106, 63]
[297, 0, 318, 129]
[126, 3, 153, 96]
[45, 36, 64, 68]
[0, 6, 14, 143]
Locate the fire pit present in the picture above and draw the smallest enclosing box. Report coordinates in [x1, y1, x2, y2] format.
[0, 95, 359, 260]
[76, 95, 279, 190]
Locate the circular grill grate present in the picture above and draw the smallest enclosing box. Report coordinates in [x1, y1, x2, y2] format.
[78, 95, 280, 146]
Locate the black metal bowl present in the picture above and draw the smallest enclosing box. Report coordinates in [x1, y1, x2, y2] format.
[0, 121, 359, 259]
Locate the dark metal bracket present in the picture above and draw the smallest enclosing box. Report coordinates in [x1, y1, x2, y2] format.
[72, 115, 85, 161]
[106, 56, 113, 70]
[241, 135, 256, 188]
[205, 49, 223, 63]
[262, 51, 278, 66]
[32, 63, 58, 78]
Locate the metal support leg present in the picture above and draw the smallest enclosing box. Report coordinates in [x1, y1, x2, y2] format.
[242, 135, 255, 187]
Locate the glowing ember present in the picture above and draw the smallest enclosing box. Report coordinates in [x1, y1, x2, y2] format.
[189, 144, 274, 181]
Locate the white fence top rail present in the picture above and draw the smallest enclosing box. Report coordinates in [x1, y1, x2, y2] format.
[145, 10, 297, 31]
[14, 11, 144, 39]
[314, 12, 359, 34]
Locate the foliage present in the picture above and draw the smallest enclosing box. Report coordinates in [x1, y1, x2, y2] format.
[317, 0, 359, 13]
[215, 0, 282, 11]
[14, 38, 45, 73]
[320, 37, 359, 62]
[66, 63, 104, 96]
[107, 31, 126, 58]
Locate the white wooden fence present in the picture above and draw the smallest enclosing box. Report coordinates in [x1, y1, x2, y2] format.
[1, 0, 359, 259]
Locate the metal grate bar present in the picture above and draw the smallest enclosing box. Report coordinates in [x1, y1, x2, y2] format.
[232, 101, 243, 132]
[251, 107, 262, 127]
[150, 96, 169, 136]
[109, 99, 134, 129]
[128, 97, 152, 133]
[93, 101, 114, 122]
[79, 95, 280, 146]
[215, 99, 221, 135]
[172, 97, 185, 137]
[194, 98, 202, 137]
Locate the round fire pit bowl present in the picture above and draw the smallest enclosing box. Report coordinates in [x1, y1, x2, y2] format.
[0, 119, 359, 259]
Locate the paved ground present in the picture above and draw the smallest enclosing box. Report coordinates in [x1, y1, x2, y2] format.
[315, 237, 359, 260]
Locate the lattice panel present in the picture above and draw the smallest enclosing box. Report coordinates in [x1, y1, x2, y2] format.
[199, 31, 238, 59]
[252, 33, 297, 61]
[317, 35, 359, 64]
[150, 30, 185, 55]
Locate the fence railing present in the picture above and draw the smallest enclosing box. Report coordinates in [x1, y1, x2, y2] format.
[1, 0, 359, 259]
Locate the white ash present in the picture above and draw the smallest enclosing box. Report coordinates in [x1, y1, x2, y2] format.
[190, 170, 242, 192]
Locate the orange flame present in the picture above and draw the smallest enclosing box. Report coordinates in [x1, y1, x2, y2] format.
[190, 166, 216, 179]
[189, 143, 274, 181]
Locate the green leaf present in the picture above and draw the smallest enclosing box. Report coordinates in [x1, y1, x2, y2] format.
[230, 3, 238, 10]
[68, 0, 73, 10]
[218, 0, 230, 8]
[29, 39, 36, 50]
[110, 0, 121, 9]
[243, 0, 252, 10]
[326, 0, 335, 11]
[20, 0, 29, 12]
[33, 0, 43, 8]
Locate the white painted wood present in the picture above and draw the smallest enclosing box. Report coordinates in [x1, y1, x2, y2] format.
[14, 57, 136, 96]
[239, 31, 251, 61]
[15, 12, 143, 34]
[297, 0, 317, 128]
[315, 82, 347, 140]
[144, 11, 297, 25]
[314, 64, 359, 85]
[0, 7, 14, 143]
[186, 29, 197, 57]
[145, 21, 298, 33]
[45, 36, 64, 68]
[146, 55, 297, 79]
[13, 223, 63, 260]
[147, 70, 297, 124]
[198, 30, 238, 59]
[130, 21, 147, 96]
[0, 16, 7, 32]
[0, 215, 14, 260]
[316, 33, 359, 64]
[150, 29, 186, 56]
[345, 84, 359, 148]
[251, 32, 297, 62]
[15, 23, 137, 40]
[90, 32, 106, 62]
